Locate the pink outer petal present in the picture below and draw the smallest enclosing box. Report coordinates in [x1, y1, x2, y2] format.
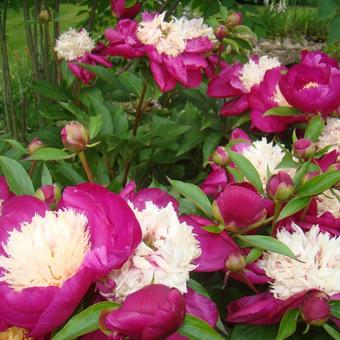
[220, 95, 249, 116]
[164, 57, 188, 85]
[0, 176, 11, 201]
[184, 37, 213, 54]
[180, 215, 240, 272]
[150, 61, 177, 92]
[200, 167, 227, 198]
[314, 150, 339, 172]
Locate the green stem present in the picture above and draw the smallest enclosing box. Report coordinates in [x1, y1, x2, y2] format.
[271, 201, 282, 237]
[132, 83, 147, 136]
[78, 151, 94, 183]
[300, 198, 312, 222]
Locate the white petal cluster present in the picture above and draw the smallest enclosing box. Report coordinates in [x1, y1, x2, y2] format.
[240, 56, 281, 92]
[317, 189, 340, 217]
[316, 117, 340, 153]
[102, 201, 201, 302]
[261, 224, 340, 300]
[54, 28, 95, 61]
[0, 210, 90, 291]
[136, 12, 214, 57]
[241, 137, 295, 189]
[272, 85, 290, 106]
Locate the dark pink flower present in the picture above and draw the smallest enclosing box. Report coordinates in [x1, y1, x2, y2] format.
[104, 284, 186, 340]
[111, 0, 141, 19]
[230, 128, 252, 152]
[301, 291, 330, 326]
[0, 184, 141, 336]
[0, 176, 12, 203]
[201, 164, 228, 198]
[279, 64, 340, 115]
[301, 50, 339, 69]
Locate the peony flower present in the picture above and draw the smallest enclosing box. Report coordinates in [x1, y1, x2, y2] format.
[200, 164, 228, 198]
[316, 117, 340, 153]
[104, 284, 186, 340]
[301, 50, 339, 69]
[0, 184, 141, 336]
[248, 67, 306, 132]
[99, 188, 201, 301]
[0, 176, 12, 208]
[279, 63, 340, 115]
[105, 12, 215, 91]
[207, 55, 281, 116]
[111, 0, 141, 19]
[55, 28, 111, 84]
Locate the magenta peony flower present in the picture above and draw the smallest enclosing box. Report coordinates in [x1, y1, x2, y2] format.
[200, 164, 228, 198]
[0, 184, 141, 336]
[0, 176, 12, 204]
[207, 56, 281, 116]
[111, 0, 141, 19]
[248, 67, 306, 132]
[103, 284, 186, 339]
[105, 12, 215, 91]
[301, 50, 339, 69]
[279, 63, 340, 115]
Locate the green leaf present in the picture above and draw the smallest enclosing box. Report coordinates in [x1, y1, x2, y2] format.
[26, 148, 73, 161]
[0, 156, 35, 195]
[52, 301, 119, 340]
[228, 150, 263, 193]
[245, 248, 263, 264]
[89, 115, 102, 139]
[319, 0, 338, 19]
[277, 196, 310, 221]
[276, 309, 299, 340]
[323, 324, 340, 340]
[230, 324, 277, 340]
[202, 225, 224, 233]
[298, 171, 340, 197]
[187, 279, 210, 298]
[168, 178, 212, 217]
[330, 301, 340, 318]
[264, 106, 302, 117]
[41, 163, 53, 185]
[237, 235, 297, 260]
[178, 314, 223, 340]
[32, 80, 70, 101]
[305, 116, 324, 142]
[2, 139, 27, 154]
[328, 16, 340, 44]
[293, 161, 310, 189]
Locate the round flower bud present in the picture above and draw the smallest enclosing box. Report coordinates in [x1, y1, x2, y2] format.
[226, 13, 243, 28]
[300, 291, 330, 326]
[212, 146, 230, 167]
[225, 253, 246, 273]
[38, 10, 50, 23]
[293, 138, 316, 161]
[266, 171, 294, 201]
[35, 184, 61, 209]
[214, 25, 227, 40]
[61, 121, 90, 153]
[212, 200, 224, 225]
[27, 137, 44, 155]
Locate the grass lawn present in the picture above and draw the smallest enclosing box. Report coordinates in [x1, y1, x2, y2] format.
[5, 4, 87, 57]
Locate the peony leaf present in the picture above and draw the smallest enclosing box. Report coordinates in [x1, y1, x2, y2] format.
[230, 324, 277, 340]
[26, 148, 74, 161]
[52, 301, 119, 340]
[237, 235, 297, 260]
[275, 309, 299, 340]
[323, 324, 340, 340]
[228, 150, 263, 193]
[178, 314, 224, 340]
[2, 139, 27, 155]
[330, 301, 340, 318]
[305, 115, 324, 142]
[277, 196, 310, 221]
[0, 156, 35, 195]
[245, 248, 263, 264]
[263, 106, 302, 117]
[41, 163, 53, 185]
[89, 115, 102, 139]
[168, 178, 212, 217]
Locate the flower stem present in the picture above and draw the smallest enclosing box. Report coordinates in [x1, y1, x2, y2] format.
[132, 83, 147, 136]
[271, 201, 282, 237]
[78, 150, 94, 183]
[29, 160, 36, 177]
[239, 270, 259, 294]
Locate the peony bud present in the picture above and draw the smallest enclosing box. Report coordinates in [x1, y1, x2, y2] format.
[212, 146, 230, 167]
[38, 10, 50, 23]
[214, 25, 227, 40]
[293, 138, 316, 160]
[300, 291, 330, 326]
[212, 200, 224, 225]
[35, 184, 61, 209]
[266, 171, 294, 201]
[27, 137, 44, 155]
[111, 0, 141, 19]
[225, 253, 246, 272]
[61, 121, 90, 153]
[104, 284, 186, 339]
[226, 13, 243, 28]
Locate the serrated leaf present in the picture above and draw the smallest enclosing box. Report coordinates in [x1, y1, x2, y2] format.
[168, 178, 212, 217]
[264, 106, 302, 117]
[26, 148, 73, 161]
[277, 196, 310, 221]
[0, 156, 34, 195]
[305, 116, 324, 142]
[275, 309, 299, 340]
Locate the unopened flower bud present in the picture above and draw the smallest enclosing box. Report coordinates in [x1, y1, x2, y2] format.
[61, 121, 90, 153]
[225, 253, 246, 272]
[212, 200, 224, 225]
[38, 10, 50, 23]
[214, 25, 227, 40]
[35, 184, 61, 209]
[212, 146, 230, 167]
[266, 171, 294, 201]
[293, 138, 316, 160]
[226, 13, 243, 28]
[27, 137, 44, 155]
[300, 291, 330, 326]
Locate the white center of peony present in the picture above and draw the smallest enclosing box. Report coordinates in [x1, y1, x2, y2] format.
[54, 28, 95, 61]
[261, 224, 340, 300]
[0, 210, 90, 292]
[240, 56, 281, 92]
[272, 85, 291, 107]
[0, 327, 32, 340]
[317, 189, 340, 217]
[303, 81, 319, 90]
[136, 12, 214, 57]
[101, 201, 201, 301]
[316, 117, 340, 153]
[241, 137, 295, 189]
